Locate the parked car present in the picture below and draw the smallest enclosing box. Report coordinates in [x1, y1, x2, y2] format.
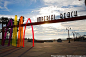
[57, 39, 62, 42]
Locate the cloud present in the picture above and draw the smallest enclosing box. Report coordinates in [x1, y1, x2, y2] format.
[7, 0, 37, 7]
[23, 1, 86, 39]
[43, 0, 84, 6]
[0, 6, 3, 9]
[38, 6, 60, 16]
[24, 18, 86, 39]
[41, 23, 65, 29]
[0, 14, 19, 19]
[61, 20, 86, 33]
[0, 1, 10, 11]
[4, 1, 10, 11]
[0, 0, 86, 40]
[35, 1, 86, 20]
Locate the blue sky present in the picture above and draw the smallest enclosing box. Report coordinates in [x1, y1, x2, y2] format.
[0, 0, 86, 40]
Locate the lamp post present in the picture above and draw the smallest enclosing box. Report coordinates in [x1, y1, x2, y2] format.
[66, 27, 71, 43]
[72, 32, 75, 41]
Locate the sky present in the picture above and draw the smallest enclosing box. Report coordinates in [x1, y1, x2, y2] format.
[0, 0, 86, 40]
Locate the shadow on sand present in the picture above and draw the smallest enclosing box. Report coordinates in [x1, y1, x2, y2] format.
[18, 47, 33, 57]
[0, 47, 22, 57]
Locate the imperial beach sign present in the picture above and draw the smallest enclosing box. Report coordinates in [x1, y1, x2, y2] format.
[60, 11, 77, 19]
[37, 11, 77, 22]
[1, 11, 86, 48]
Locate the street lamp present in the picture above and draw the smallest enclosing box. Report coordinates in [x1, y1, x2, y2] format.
[72, 32, 75, 41]
[66, 27, 71, 43]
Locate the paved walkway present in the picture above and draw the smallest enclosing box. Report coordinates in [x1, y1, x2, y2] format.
[0, 40, 86, 57]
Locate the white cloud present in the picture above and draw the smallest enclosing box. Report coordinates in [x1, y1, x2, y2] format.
[0, 1, 10, 11]
[41, 23, 65, 29]
[43, 0, 84, 6]
[0, 6, 3, 9]
[0, 0, 86, 40]
[36, 4, 86, 19]
[0, 15, 20, 19]
[38, 6, 60, 16]
[4, 1, 10, 11]
[62, 20, 86, 33]
[23, 1, 86, 39]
